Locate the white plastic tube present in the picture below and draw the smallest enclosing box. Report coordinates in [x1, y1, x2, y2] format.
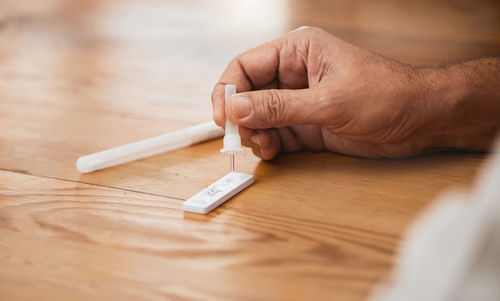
[220, 85, 243, 154]
[76, 121, 224, 173]
[220, 85, 243, 172]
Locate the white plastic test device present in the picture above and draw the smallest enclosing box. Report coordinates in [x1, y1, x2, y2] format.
[182, 172, 253, 214]
[183, 84, 254, 214]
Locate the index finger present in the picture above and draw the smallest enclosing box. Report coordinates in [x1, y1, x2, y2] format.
[211, 40, 281, 127]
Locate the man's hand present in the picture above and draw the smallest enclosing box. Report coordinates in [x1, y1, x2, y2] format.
[211, 27, 500, 159]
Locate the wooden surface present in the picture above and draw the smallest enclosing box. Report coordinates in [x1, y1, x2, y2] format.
[1, 0, 499, 300]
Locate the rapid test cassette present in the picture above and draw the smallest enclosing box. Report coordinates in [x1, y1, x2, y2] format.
[183, 172, 254, 214]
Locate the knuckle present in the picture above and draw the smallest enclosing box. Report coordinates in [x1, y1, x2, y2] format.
[294, 26, 324, 35]
[305, 26, 322, 33]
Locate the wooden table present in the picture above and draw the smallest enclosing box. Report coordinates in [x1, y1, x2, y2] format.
[1, 0, 499, 300]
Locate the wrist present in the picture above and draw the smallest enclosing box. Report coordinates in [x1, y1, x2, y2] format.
[411, 62, 497, 153]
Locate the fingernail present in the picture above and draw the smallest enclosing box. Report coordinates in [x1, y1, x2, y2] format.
[250, 134, 260, 146]
[231, 97, 252, 119]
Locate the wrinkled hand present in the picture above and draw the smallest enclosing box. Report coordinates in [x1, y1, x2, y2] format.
[211, 27, 445, 159]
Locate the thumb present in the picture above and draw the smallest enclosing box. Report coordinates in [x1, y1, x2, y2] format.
[226, 88, 323, 129]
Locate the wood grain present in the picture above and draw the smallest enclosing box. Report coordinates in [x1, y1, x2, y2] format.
[0, 154, 486, 300]
[0, 169, 401, 301]
[0, 0, 499, 300]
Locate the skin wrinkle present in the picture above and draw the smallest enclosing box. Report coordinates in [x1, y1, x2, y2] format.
[378, 88, 418, 143]
[236, 58, 254, 91]
[307, 30, 330, 86]
[287, 127, 305, 151]
[317, 125, 327, 151]
[273, 42, 283, 89]
[314, 85, 337, 127]
[276, 128, 288, 153]
[377, 115, 412, 145]
[277, 39, 306, 89]
[313, 50, 330, 86]
[306, 29, 321, 86]
[276, 41, 291, 90]
[266, 89, 288, 127]
[297, 35, 311, 87]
